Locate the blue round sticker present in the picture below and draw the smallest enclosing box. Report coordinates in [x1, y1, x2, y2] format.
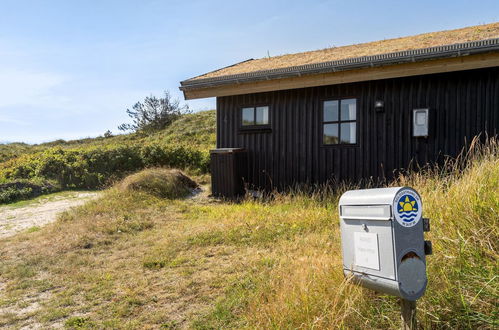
[398, 194, 419, 222]
[393, 189, 422, 227]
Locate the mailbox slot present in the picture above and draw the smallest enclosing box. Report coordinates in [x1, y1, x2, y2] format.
[340, 204, 392, 220]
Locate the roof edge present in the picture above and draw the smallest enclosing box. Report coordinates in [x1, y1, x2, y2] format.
[183, 58, 255, 82]
[180, 38, 499, 91]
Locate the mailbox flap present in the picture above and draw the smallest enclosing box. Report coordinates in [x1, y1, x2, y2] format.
[340, 218, 396, 280]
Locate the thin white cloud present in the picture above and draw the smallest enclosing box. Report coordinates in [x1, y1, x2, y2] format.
[0, 114, 30, 126]
[0, 68, 68, 109]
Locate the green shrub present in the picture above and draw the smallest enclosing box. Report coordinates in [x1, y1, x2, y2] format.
[0, 144, 209, 190]
[0, 180, 60, 204]
[0, 142, 36, 163]
[0, 186, 32, 203]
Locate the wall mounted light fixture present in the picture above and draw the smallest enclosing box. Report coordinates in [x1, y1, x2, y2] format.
[375, 100, 384, 112]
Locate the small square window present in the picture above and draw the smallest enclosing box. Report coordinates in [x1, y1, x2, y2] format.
[340, 122, 356, 144]
[324, 100, 339, 122]
[242, 107, 255, 126]
[324, 123, 339, 144]
[340, 99, 356, 121]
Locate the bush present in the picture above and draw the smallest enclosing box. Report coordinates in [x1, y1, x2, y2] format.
[0, 186, 32, 204]
[118, 168, 198, 199]
[0, 144, 209, 190]
[0, 143, 35, 163]
[0, 180, 60, 204]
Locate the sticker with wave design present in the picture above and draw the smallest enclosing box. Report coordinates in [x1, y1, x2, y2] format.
[400, 213, 418, 222]
[394, 190, 422, 228]
[400, 212, 418, 217]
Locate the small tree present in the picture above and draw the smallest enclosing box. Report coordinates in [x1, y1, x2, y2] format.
[118, 91, 190, 133]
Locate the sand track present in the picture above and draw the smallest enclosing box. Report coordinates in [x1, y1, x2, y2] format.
[0, 192, 100, 239]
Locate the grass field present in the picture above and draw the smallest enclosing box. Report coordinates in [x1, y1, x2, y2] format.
[0, 139, 497, 328]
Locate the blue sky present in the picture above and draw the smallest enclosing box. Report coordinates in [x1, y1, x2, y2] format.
[0, 0, 498, 143]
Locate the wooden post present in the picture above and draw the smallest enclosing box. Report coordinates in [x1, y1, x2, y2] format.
[401, 299, 417, 329]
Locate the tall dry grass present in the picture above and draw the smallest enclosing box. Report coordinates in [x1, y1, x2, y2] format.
[195, 137, 498, 329]
[0, 138, 496, 329]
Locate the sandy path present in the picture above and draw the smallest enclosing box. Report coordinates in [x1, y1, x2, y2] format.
[0, 192, 101, 239]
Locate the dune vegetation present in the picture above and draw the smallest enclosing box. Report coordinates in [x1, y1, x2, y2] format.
[119, 168, 199, 199]
[0, 110, 215, 203]
[0, 138, 497, 328]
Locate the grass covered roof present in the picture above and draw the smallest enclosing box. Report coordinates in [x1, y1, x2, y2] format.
[189, 22, 499, 81]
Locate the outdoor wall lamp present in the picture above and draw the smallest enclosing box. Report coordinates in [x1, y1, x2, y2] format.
[375, 100, 385, 112]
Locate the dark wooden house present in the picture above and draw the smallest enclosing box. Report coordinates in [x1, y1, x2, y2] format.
[180, 23, 499, 196]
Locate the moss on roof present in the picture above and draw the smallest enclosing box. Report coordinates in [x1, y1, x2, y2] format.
[190, 22, 499, 81]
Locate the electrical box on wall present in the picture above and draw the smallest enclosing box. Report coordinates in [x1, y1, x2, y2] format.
[338, 187, 431, 301]
[413, 109, 429, 137]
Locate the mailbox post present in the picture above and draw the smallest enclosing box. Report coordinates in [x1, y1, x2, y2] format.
[338, 187, 431, 328]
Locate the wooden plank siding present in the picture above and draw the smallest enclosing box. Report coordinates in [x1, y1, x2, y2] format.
[216, 67, 499, 190]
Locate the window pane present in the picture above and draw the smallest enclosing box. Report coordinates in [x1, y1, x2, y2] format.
[324, 100, 339, 122]
[340, 99, 356, 121]
[323, 123, 339, 144]
[255, 106, 269, 125]
[340, 122, 356, 144]
[242, 107, 254, 126]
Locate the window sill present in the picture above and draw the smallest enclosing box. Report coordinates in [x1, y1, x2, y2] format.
[238, 127, 272, 134]
[321, 143, 359, 148]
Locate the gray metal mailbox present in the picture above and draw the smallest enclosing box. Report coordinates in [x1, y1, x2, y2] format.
[339, 187, 431, 301]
